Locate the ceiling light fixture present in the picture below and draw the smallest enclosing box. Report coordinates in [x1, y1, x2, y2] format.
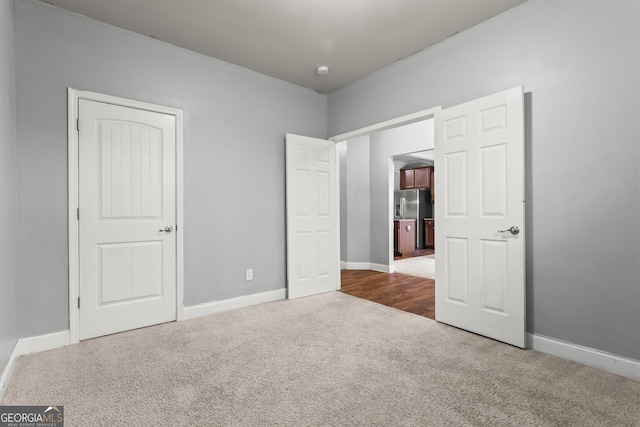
[317, 66, 329, 76]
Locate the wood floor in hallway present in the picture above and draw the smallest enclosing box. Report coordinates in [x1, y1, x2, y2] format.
[340, 270, 435, 320]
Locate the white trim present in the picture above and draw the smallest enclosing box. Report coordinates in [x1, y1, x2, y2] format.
[175, 108, 185, 321]
[67, 88, 185, 343]
[341, 262, 394, 272]
[16, 331, 70, 356]
[183, 289, 286, 320]
[334, 141, 342, 292]
[342, 262, 373, 270]
[67, 88, 79, 344]
[0, 342, 19, 401]
[0, 331, 70, 400]
[387, 157, 395, 269]
[528, 333, 640, 381]
[370, 263, 392, 273]
[329, 106, 442, 142]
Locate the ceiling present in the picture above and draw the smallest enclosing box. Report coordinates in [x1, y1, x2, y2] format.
[40, 0, 527, 94]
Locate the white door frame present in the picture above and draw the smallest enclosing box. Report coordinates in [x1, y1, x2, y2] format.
[67, 88, 185, 344]
[330, 107, 442, 271]
[329, 107, 441, 143]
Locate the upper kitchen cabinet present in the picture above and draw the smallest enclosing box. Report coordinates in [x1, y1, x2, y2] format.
[400, 168, 414, 189]
[400, 165, 433, 190]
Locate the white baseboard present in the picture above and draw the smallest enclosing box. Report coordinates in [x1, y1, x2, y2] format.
[528, 333, 640, 381]
[0, 331, 70, 401]
[183, 288, 286, 320]
[342, 262, 373, 270]
[370, 263, 392, 273]
[15, 331, 70, 356]
[0, 341, 20, 401]
[341, 262, 393, 273]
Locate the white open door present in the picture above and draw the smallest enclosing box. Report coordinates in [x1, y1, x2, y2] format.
[78, 99, 177, 340]
[435, 86, 525, 348]
[286, 134, 340, 299]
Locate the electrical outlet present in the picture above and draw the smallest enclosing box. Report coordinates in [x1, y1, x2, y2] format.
[245, 269, 253, 281]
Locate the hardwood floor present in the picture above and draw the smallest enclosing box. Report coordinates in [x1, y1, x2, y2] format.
[340, 270, 435, 320]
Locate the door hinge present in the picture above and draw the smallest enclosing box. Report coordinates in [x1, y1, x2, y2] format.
[77, 207, 80, 220]
[77, 297, 80, 309]
[76, 118, 80, 132]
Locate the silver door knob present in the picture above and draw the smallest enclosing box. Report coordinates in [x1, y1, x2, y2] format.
[498, 226, 519, 235]
[160, 225, 173, 233]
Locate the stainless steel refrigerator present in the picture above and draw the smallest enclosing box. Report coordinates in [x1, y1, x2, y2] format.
[394, 189, 429, 249]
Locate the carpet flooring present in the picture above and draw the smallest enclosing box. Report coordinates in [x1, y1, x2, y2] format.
[2, 292, 639, 426]
[394, 254, 435, 279]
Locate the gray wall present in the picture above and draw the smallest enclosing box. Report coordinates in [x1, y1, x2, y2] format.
[344, 136, 371, 264]
[369, 120, 434, 266]
[0, 0, 18, 378]
[14, 0, 327, 337]
[329, 0, 640, 360]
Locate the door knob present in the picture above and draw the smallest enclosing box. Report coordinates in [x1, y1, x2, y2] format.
[159, 225, 173, 233]
[498, 226, 519, 235]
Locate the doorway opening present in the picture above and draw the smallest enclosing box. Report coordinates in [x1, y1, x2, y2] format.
[336, 114, 437, 319]
[392, 149, 435, 261]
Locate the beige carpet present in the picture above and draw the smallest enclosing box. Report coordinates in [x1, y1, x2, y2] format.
[2, 292, 639, 426]
[394, 254, 435, 279]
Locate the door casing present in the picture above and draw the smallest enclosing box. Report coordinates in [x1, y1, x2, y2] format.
[68, 88, 185, 344]
[330, 107, 442, 271]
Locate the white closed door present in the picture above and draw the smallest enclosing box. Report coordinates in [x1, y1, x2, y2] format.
[286, 134, 340, 299]
[78, 99, 177, 340]
[435, 86, 525, 348]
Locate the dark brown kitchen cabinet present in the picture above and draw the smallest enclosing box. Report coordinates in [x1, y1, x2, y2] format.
[414, 167, 431, 188]
[424, 218, 435, 248]
[394, 219, 416, 257]
[400, 168, 414, 189]
[400, 166, 433, 190]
